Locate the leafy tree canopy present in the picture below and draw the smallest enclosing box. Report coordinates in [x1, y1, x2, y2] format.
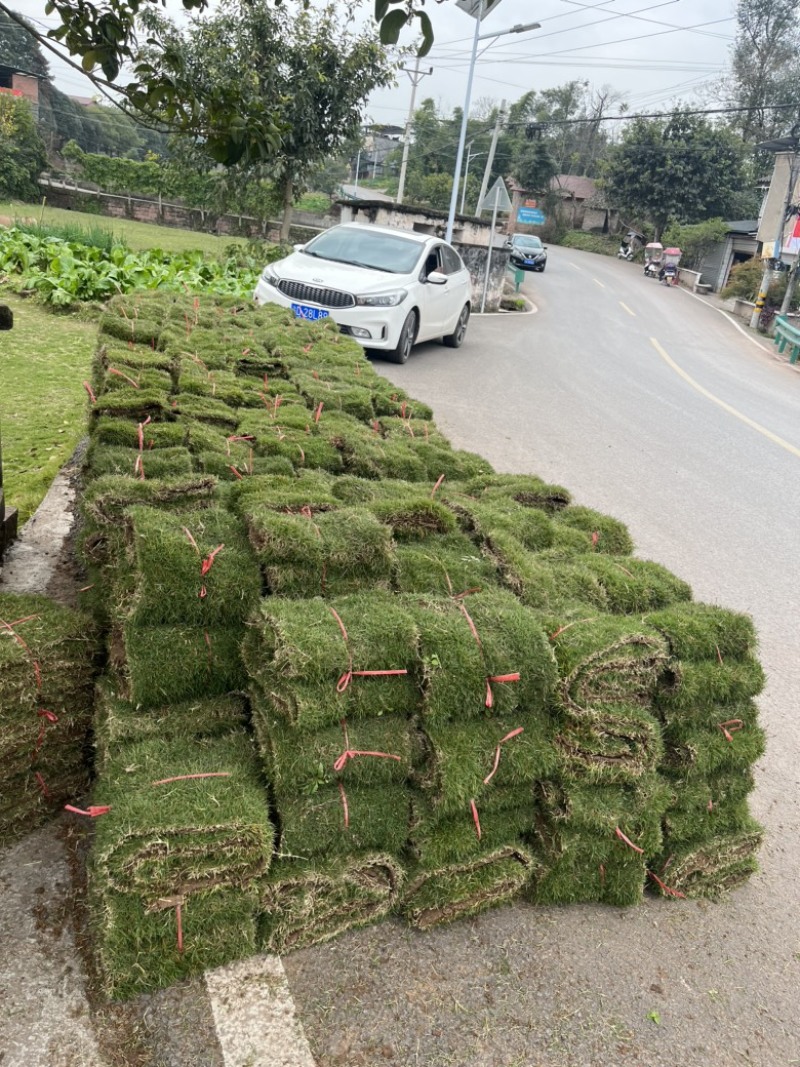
[0, 94, 47, 199]
[600, 110, 747, 240]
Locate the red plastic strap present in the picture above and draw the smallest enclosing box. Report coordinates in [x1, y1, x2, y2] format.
[707, 798, 714, 812]
[591, 531, 600, 548]
[483, 726, 524, 785]
[64, 804, 111, 817]
[151, 772, 232, 786]
[485, 673, 521, 709]
[372, 420, 380, 435]
[329, 606, 407, 693]
[183, 527, 200, 554]
[470, 798, 482, 840]
[599, 863, 606, 885]
[33, 709, 59, 759]
[715, 644, 724, 664]
[200, 544, 224, 577]
[431, 474, 445, 498]
[108, 367, 140, 389]
[457, 601, 482, 647]
[647, 869, 686, 899]
[82, 380, 97, 404]
[548, 617, 597, 642]
[34, 772, 50, 797]
[134, 454, 145, 480]
[333, 720, 402, 773]
[718, 719, 744, 743]
[0, 616, 43, 690]
[228, 465, 244, 480]
[176, 901, 184, 954]
[137, 416, 151, 452]
[614, 826, 644, 854]
[314, 402, 323, 423]
[338, 781, 350, 829]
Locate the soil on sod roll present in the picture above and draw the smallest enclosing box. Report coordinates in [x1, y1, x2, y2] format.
[553, 702, 664, 785]
[651, 822, 763, 899]
[258, 853, 404, 954]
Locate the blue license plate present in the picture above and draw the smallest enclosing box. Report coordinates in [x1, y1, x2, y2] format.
[524, 258, 534, 265]
[291, 303, 329, 321]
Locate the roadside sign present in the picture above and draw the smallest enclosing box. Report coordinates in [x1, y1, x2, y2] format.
[517, 207, 546, 225]
[479, 176, 512, 213]
[455, 0, 505, 19]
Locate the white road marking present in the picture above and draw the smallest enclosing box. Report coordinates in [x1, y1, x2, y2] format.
[206, 955, 317, 1066]
[568, 262, 582, 271]
[650, 337, 800, 459]
[677, 287, 772, 354]
[593, 278, 606, 289]
[619, 302, 636, 317]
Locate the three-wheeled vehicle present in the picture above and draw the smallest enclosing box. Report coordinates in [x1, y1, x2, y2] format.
[643, 242, 664, 278]
[659, 247, 682, 286]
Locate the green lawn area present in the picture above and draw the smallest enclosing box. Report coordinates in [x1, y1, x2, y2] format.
[0, 292, 96, 524]
[0, 199, 248, 257]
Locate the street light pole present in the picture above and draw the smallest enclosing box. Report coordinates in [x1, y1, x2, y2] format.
[445, 17, 540, 244]
[397, 56, 432, 205]
[476, 99, 506, 217]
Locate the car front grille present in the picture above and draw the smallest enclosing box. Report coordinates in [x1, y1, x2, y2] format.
[277, 280, 355, 309]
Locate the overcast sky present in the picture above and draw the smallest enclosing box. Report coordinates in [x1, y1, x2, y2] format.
[12, 0, 738, 124]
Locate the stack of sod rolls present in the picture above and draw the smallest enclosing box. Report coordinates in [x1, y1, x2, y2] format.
[647, 603, 766, 898]
[0, 594, 96, 844]
[72, 290, 768, 1000]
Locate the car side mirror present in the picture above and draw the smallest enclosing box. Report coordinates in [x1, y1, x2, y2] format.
[543, 246, 548, 250]
[294, 243, 306, 252]
[427, 271, 448, 285]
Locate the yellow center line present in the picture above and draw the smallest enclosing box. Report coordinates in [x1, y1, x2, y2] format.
[620, 302, 635, 317]
[650, 337, 800, 459]
[593, 278, 606, 289]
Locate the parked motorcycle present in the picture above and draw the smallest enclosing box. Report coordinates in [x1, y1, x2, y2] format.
[617, 243, 635, 261]
[643, 241, 664, 278]
[658, 248, 682, 286]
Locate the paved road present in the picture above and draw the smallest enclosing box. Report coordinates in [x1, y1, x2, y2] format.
[279, 248, 800, 1066]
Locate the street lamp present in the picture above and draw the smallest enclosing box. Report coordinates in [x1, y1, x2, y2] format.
[750, 127, 800, 330]
[445, 10, 540, 243]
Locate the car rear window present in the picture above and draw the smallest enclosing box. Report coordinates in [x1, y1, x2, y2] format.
[304, 229, 423, 274]
[513, 237, 543, 249]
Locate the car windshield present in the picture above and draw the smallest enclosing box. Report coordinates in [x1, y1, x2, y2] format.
[303, 229, 424, 274]
[513, 236, 543, 250]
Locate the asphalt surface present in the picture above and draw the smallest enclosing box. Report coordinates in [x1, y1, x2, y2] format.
[3, 250, 800, 1066]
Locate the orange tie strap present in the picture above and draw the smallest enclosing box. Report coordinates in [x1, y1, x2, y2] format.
[431, 474, 445, 498]
[151, 772, 232, 786]
[718, 719, 744, 743]
[614, 826, 644, 854]
[34, 772, 50, 797]
[647, 869, 685, 899]
[108, 367, 140, 389]
[457, 602, 520, 708]
[338, 781, 350, 829]
[470, 798, 482, 840]
[332, 720, 402, 773]
[328, 606, 408, 694]
[314, 402, 324, 423]
[0, 616, 43, 691]
[82, 380, 97, 404]
[64, 804, 111, 817]
[137, 416, 151, 452]
[483, 727, 524, 785]
[33, 709, 59, 759]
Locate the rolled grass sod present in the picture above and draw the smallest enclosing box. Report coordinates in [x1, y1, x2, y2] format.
[529, 776, 670, 907]
[408, 796, 536, 867]
[243, 593, 419, 731]
[392, 533, 500, 597]
[226, 472, 339, 516]
[276, 783, 410, 857]
[94, 342, 176, 377]
[552, 506, 634, 555]
[253, 704, 413, 791]
[554, 704, 664, 784]
[99, 312, 162, 348]
[400, 845, 534, 929]
[660, 711, 766, 778]
[258, 853, 404, 954]
[93, 417, 186, 451]
[80, 475, 219, 529]
[547, 615, 670, 717]
[110, 623, 246, 708]
[369, 495, 457, 541]
[177, 365, 252, 408]
[94, 681, 248, 771]
[90, 885, 258, 1001]
[171, 394, 240, 429]
[292, 372, 376, 422]
[92, 732, 274, 900]
[651, 823, 763, 898]
[412, 713, 558, 817]
[450, 496, 555, 553]
[198, 451, 295, 481]
[113, 505, 260, 627]
[411, 444, 493, 483]
[554, 555, 693, 614]
[85, 445, 194, 481]
[465, 473, 572, 513]
[661, 769, 756, 843]
[655, 657, 766, 710]
[91, 388, 174, 423]
[406, 592, 557, 724]
[245, 506, 395, 598]
[647, 602, 758, 662]
[99, 367, 174, 395]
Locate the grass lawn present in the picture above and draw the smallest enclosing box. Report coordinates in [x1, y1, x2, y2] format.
[0, 291, 96, 524]
[0, 199, 249, 257]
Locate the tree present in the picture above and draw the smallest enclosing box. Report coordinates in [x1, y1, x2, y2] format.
[600, 110, 747, 240]
[145, 1, 394, 238]
[511, 138, 557, 195]
[0, 94, 47, 199]
[724, 0, 800, 144]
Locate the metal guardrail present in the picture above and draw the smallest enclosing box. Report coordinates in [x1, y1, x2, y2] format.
[773, 315, 800, 365]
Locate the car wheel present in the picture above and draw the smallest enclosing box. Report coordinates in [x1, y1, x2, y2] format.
[387, 310, 417, 364]
[443, 303, 470, 349]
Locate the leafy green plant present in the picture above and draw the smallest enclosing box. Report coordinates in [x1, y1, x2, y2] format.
[555, 231, 618, 256]
[721, 256, 790, 307]
[661, 218, 728, 270]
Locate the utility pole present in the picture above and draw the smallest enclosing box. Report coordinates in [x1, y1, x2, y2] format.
[477, 99, 506, 217]
[396, 56, 432, 205]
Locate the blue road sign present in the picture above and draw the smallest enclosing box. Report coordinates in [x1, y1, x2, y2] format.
[517, 207, 546, 225]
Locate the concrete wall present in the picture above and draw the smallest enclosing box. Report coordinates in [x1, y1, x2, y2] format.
[37, 179, 335, 242]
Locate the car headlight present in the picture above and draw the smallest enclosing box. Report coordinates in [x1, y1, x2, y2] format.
[355, 290, 408, 307]
[260, 266, 279, 287]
